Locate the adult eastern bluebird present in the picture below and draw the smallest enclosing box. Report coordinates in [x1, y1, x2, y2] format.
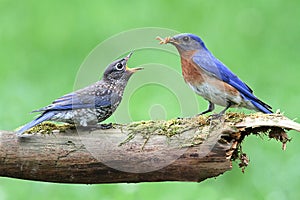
[17, 52, 143, 135]
[157, 33, 272, 115]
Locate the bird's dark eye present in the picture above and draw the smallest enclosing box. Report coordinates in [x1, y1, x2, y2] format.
[182, 36, 189, 42]
[115, 63, 124, 70]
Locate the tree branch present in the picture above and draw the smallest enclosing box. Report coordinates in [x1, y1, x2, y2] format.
[0, 113, 299, 184]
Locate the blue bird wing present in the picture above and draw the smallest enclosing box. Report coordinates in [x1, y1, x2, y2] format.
[192, 53, 272, 113]
[17, 84, 120, 135]
[33, 82, 119, 113]
[33, 92, 113, 112]
[17, 91, 112, 135]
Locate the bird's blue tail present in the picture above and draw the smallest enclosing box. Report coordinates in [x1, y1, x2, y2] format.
[17, 112, 55, 136]
[250, 99, 273, 114]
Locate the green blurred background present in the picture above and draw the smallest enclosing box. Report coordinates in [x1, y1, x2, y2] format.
[1, 0, 300, 199]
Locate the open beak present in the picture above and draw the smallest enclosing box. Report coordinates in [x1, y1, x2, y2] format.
[124, 51, 143, 73]
[126, 66, 143, 73]
[156, 36, 178, 45]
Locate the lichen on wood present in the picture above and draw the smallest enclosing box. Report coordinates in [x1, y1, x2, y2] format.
[3, 112, 298, 184]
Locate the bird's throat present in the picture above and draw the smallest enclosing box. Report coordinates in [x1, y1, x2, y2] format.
[180, 55, 204, 85]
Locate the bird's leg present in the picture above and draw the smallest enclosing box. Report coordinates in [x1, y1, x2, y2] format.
[178, 102, 214, 119]
[197, 101, 215, 116]
[218, 102, 232, 115]
[209, 102, 232, 119]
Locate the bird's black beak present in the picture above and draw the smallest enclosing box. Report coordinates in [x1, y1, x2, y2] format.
[168, 37, 179, 45]
[125, 51, 133, 61]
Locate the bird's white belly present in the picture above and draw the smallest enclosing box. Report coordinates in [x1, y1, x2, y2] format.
[52, 109, 99, 126]
[188, 82, 244, 107]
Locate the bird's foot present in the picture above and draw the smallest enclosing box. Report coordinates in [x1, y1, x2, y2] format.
[77, 123, 113, 132]
[194, 112, 211, 120]
[195, 112, 208, 117]
[98, 123, 113, 129]
[178, 111, 210, 120]
[177, 116, 197, 120]
[208, 113, 225, 121]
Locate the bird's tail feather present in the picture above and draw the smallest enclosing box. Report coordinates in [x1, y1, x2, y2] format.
[16, 112, 55, 135]
[250, 99, 273, 114]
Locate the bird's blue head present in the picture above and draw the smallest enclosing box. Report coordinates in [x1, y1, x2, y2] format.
[158, 33, 207, 52]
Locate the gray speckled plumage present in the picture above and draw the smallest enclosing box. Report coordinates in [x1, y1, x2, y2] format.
[17, 52, 142, 135]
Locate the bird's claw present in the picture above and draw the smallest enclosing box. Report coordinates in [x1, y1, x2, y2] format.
[156, 36, 170, 44]
[77, 123, 113, 132]
[98, 123, 113, 129]
[208, 113, 225, 121]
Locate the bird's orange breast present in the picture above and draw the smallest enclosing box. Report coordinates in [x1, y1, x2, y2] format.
[180, 53, 205, 85]
[180, 54, 240, 97]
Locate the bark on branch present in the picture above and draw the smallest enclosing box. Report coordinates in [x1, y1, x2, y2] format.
[0, 113, 299, 184]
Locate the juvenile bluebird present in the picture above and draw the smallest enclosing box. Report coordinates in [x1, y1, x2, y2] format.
[17, 52, 143, 135]
[157, 33, 272, 115]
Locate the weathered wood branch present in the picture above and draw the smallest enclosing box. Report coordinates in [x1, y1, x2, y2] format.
[0, 113, 299, 184]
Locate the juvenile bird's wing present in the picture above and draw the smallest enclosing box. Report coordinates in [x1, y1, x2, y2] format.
[33, 83, 118, 112]
[192, 52, 272, 113]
